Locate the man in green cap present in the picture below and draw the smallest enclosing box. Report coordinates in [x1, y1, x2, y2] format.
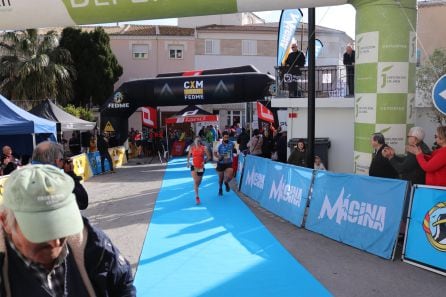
[0, 164, 136, 296]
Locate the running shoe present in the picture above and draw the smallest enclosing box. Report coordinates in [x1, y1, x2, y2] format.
[225, 182, 230, 192]
[196, 197, 201, 205]
[218, 188, 223, 196]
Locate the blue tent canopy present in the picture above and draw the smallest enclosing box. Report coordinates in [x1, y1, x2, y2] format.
[0, 94, 56, 136]
[0, 95, 57, 157]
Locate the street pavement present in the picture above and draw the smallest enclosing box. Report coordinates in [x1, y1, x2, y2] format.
[82, 157, 446, 297]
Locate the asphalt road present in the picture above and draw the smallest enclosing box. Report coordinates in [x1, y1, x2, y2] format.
[82, 157, 446, 297]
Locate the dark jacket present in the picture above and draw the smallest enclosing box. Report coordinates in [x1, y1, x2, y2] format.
[237, 131, 250, 152]
[0, 217, 136, 297]
[343, 51, 355, 67]
[287, 148, 306, 167]
[0, 154, 18, 175]
[97, 135, 109, 154]
[69, 136, 81, 155]
[276, 133, 288, 163]
[65, 170, 89, 210]
[389, 141, 431, 185]
[285, 50, 306, 76]
[369, 144, 398, 178]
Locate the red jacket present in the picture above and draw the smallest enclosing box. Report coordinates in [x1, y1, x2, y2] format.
[416, 146, 446, 186]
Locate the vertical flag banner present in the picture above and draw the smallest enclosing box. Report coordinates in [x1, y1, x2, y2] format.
[277, 9, 304, 66]
[257, 102, 275, 123]
[305, 39, 324, 66]
[403, 185, 446, 275]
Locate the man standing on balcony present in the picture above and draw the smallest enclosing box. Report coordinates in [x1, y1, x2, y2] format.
[343, 44, 355, 97]
[284, 43, 306, 98]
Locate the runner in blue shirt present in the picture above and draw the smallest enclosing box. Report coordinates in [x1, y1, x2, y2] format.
[214, 131, 236, 196]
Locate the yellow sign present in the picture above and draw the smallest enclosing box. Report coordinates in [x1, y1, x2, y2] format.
[108, 146, 127, 168]
[104, 121, 115, 132]
[0, 175, 9, 205]
[72, 154, 93, 182]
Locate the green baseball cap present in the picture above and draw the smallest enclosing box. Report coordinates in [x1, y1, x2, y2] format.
[3, 164, 83, 243]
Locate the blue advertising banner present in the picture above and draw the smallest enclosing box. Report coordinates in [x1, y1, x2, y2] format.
[260, 162, 313, 227]
[277, 9, 303, 66]
[403, 186, 446, 275]
[87, 151, 111, 175]
[240, 155, 270, 203]
[306, 171, 408, 259]
[305, 39, 324, 66]
[236, 153, 245, 186]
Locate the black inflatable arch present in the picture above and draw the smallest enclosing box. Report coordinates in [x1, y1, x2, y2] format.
[100, 65, 274, 144]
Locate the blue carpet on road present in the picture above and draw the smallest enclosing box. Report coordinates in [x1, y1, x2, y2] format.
[134, 157, 331, 297]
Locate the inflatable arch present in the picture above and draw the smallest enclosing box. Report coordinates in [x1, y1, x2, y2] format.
[1, 0, 417, 172]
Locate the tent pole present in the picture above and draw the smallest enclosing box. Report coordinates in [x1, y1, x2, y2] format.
[32, 134, 36, 148]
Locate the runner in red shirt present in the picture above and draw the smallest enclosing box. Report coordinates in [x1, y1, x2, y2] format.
[187, 136, 211, 205]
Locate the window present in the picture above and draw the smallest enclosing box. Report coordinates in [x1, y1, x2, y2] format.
[132, 44, 149, 59]
[205, 39, 220, 55]
[226, 110, 245, 127]
[168, 45, 184, 59]
[242, 40, 257, 56]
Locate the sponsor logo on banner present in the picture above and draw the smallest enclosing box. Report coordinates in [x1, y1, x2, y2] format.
[257, 102, 274, 123]
[376, 124, 406, 154]
[184, 80, 204, 100]
[318, 187, 386, 231]
[356, 32, 379, 64]
[423, 202, 446, 252]
[108, 91, 130, 108]
[355, 94, 376, 123]
[244, 167, 265, 190]
[409, 31, 417, 64]
[377, 94, 407, 124]
[269, 175, 303, 207]
[377, 62, 409, 93]
[407, 94, 415, 123]
[142, 106, 157, 128]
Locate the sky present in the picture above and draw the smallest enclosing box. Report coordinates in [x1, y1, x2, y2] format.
[120, 4, 357, 39]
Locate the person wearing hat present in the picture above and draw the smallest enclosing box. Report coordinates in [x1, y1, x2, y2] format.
[0, 165, 136, 296]
[31, 141, 89, 210]
[382, 126, 431, 184]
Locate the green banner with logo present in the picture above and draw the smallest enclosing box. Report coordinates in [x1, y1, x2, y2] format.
[352, 0, 417, 174]
[61, 0, 237, 24]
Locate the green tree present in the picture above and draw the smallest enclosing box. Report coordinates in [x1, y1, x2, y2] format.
[64, 104, 95, 121]
[417, 48, 446, 125]
[0, 29, 76, 106]
[59, 27, 123, 107]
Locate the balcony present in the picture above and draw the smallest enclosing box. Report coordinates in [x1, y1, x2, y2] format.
[274, 65, 352, 99]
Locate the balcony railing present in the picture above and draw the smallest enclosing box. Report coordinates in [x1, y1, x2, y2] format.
[274, 65, 352, 98]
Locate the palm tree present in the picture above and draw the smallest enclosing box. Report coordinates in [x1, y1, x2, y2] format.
[0, 29, 76, 107]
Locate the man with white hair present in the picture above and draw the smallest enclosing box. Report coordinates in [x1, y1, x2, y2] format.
[0, 165, 136, 296]
[382, 126, 431, 184]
